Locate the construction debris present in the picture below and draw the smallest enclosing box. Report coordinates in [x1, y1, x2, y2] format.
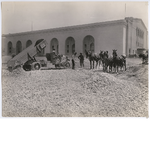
[2, 59, 148, 117]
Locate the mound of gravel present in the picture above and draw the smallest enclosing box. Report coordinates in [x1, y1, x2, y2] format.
[2, 64, 148, 117]
[82, 73, 116, 92]
[81, 71, 148, 116]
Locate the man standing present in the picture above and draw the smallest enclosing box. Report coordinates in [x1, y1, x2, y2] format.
[52, 49, 56, 65]
[72, 52, 77, 69]
[78, 53, 84, 67]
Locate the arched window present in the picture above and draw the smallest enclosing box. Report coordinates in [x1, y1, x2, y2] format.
[83, 35, 94, 54]
[16, 41, 22, 54]
[72, 44, 75, 54]
[90, 43, 94, 51]
[26, 40, 32, 48]
[65, 37, 75, 55]
[7, 41, 13, 54]
[50, 38, 59, 54]
[67, 45, 69, 53]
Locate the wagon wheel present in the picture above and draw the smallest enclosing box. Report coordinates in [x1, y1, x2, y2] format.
[23, 65, 27, 71]
[23, 65, 31, 71]
[33, 63, 41, 70]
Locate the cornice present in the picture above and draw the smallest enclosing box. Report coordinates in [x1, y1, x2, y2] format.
[2, 19, 127, 38]
[134, 18, 147, 31]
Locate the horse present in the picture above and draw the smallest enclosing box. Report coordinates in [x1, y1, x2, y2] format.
[112, 49, 126, 73]
[101, 51, 113, 72]
[118, 55, 126, 71]
[85, 50, 101, 69]
[112, 49, 119, 73]
[99, 51, 105, 68]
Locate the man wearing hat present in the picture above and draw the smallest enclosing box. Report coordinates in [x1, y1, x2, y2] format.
[78, 53, 84, 68]
[52, 49, 57, 65]
[71, 52, 77, 69]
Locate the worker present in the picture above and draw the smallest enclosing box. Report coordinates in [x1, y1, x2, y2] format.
[52, 49, 57, 64]
[72, 52, 77, 69]
[78, 53, 84, 67]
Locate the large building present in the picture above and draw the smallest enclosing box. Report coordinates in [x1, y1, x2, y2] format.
[2, 17, 148, 57]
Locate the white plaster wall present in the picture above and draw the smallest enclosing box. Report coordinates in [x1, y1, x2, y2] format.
[96, 24, 124, 56]
[2, 21, 126, 57]
[123, 27, 126, 56]
[132, 20, 148, 50]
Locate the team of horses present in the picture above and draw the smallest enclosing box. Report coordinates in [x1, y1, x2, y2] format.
[85, 49, 126, 73]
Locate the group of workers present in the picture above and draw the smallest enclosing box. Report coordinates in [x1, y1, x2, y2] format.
[52, 49, 84, 69]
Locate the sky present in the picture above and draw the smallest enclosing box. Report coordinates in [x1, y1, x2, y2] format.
[1, 1, 149, 34]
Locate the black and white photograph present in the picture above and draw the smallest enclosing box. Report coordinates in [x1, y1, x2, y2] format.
[1, 1, 150, 150]
[1, 1, 149, 117]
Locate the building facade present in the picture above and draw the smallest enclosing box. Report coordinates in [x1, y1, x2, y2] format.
[2, 17, 148, 57]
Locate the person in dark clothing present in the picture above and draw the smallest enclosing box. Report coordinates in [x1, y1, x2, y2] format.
[51, 49, 57, 65]
[72, 52, 76, 69]
[72, 59, 75, 69]
[78, 53, 84, 67]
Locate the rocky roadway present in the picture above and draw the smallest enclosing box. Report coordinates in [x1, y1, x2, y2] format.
[2, 58, 148, 117]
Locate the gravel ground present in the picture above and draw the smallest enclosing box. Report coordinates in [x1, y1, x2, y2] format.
[2, 58, 148, 117]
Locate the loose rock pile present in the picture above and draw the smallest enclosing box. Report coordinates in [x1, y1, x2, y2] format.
[2, 63, 148, 117]
[81, 70, 148, 117]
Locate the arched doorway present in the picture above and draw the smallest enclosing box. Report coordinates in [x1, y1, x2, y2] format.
[83, 35, 94, 54]
[16, 41, 22, 54]
[50, 38, 59, 54]
[26, 40, 32, 48]
[65, 37, 75, 55]
[7, 41, 13, 55]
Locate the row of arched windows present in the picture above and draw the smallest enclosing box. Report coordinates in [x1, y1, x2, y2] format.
[7, 35, 95, 55]
[7, 40, 32, 55]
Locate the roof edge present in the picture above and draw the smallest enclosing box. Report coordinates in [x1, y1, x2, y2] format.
[125, 17, 148, 31]
[2, 19, 127, 37]
[134, 18, 147, 31]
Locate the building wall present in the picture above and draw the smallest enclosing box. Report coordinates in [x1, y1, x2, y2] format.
[2, 18, 148, 58]
[2, 37, 6, 56]
[135, 19, 148, 50]
[125, 17, 148, 56]
[125, 18, 134, 56]
[96, 23, 126, 56]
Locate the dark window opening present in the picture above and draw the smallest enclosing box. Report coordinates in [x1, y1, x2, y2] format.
[67, 45, 69, 53]
[9, 47, 12, 53]
[129, 49, 131, 54]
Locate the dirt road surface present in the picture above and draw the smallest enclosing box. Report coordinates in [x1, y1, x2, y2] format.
[2, 58, 148, 117]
